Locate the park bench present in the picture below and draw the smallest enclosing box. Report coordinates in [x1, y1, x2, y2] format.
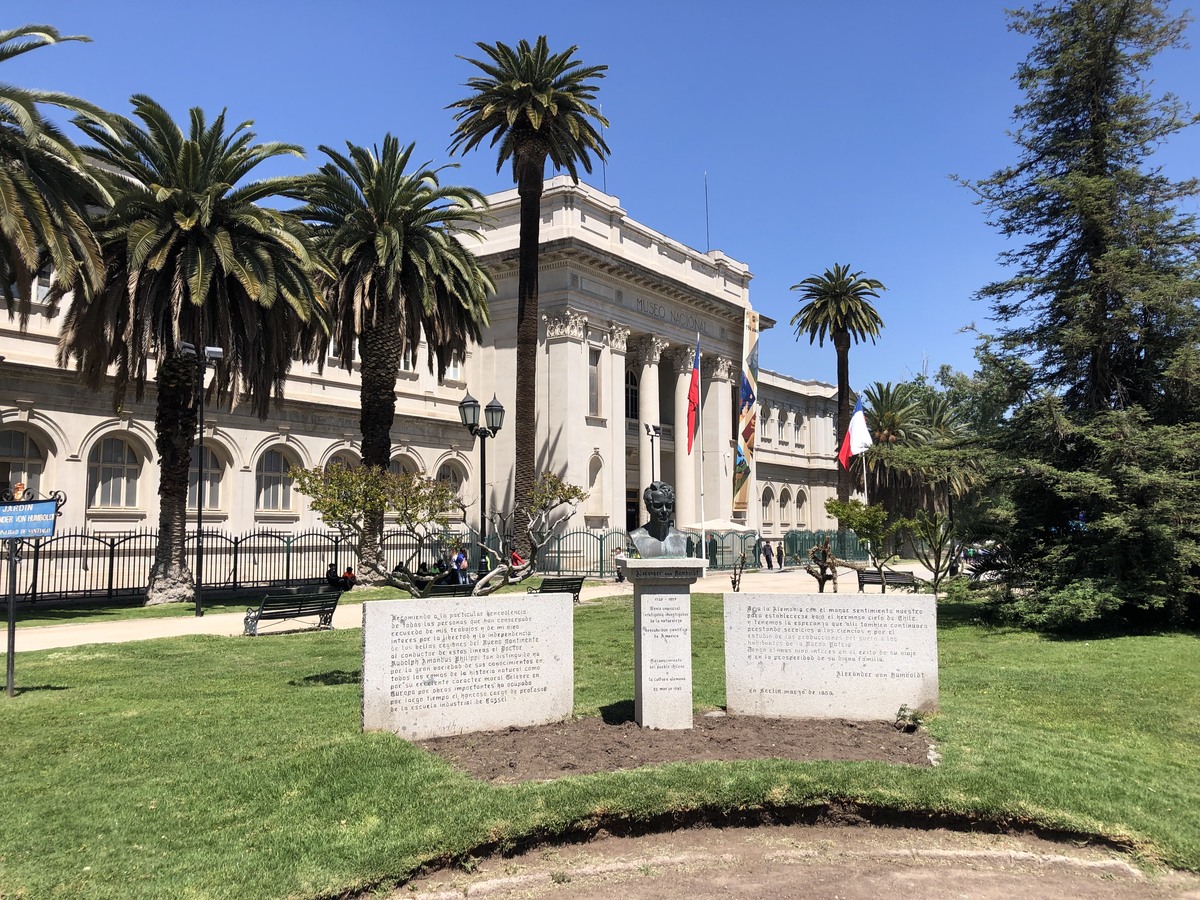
[244, 590, 341, 636]
[856, 569, 919, 593]
[528, 575, 585, 604]
[425, 581, 476, 597]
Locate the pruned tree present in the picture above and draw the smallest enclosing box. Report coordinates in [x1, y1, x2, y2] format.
[291, 465, 516, 598]
[906, 510, 963, 596]
[825, 498, 911, 593]
[804, 537, 843, 593]
[487, 472, 588, 573]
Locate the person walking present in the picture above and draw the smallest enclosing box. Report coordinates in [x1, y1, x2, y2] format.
[776, 541, 785, 570]
[763, 540, 774, 570]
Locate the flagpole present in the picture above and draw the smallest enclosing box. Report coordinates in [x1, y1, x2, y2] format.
[696, 333, 707, 567]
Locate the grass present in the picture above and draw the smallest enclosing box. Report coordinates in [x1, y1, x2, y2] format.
[0, 594, 1197, 898]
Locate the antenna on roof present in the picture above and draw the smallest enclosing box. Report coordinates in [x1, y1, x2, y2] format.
[704, 171, 711, 253]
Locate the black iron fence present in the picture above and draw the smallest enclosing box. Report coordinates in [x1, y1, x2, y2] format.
[2, 526, 865, 604]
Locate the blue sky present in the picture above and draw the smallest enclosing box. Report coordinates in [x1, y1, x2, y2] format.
[9, 1, 1199, 389]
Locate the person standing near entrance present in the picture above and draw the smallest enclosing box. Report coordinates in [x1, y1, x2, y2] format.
[776, 541, 785, 570]
[763, 539, 774, 570]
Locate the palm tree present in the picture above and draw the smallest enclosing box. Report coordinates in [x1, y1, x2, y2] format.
[448, 36, 608, 556]
[790, 263, 886, 504]
[290, 136, 493, 578]
[56, 95, 325, 605]
[0, 24, 112, 324]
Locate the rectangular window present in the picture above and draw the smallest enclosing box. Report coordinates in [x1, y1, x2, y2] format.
[588, 348, 601, 416]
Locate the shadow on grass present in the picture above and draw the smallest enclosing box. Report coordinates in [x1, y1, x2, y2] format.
[10, 684, 69, 694]
[600, 700, 634, 724]
[293, 670, 361, 687]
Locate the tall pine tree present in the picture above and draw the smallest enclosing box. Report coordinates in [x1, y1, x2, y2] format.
[967, 0, 1200, 629]
[975, 0, 1200, 415]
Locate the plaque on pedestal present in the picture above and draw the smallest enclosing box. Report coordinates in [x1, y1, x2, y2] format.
[619, 557, 706, 730]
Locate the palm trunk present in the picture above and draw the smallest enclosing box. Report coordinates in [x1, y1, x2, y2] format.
[834, 331, 852, 508]
[146, 353, 197, 605]
[358, 321, 399, 584]
[513, 152, 546, 559]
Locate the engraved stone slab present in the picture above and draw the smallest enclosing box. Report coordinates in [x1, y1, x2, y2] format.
[622, 557, 706, 730]
[724, 593, 939, 720]
[362, 595, 573, 740]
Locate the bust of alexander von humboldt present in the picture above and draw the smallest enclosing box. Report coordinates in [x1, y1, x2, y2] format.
[628, 480, 690, 559]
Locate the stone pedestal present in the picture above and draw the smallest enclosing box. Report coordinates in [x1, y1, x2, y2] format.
[618, 557, 706, 729]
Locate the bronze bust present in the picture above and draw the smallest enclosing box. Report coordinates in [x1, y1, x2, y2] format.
[628, 481, 690, 558]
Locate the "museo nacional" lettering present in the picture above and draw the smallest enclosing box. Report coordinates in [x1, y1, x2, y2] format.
[636, 296, 710, 335]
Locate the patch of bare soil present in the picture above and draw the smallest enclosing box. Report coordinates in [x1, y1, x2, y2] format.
[401, 824, 1200, 900]
[417, 712, 934, 783]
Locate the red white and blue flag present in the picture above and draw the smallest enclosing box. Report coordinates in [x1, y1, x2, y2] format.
[838, 395, 872, 469]
[686, 336, 701, 455]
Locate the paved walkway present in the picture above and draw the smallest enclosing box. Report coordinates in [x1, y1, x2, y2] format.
[11, 565, 883, 653]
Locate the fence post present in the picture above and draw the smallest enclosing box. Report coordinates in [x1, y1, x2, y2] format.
[232, 536, 240, 591]
[29, 538, 40, 604]
[285, 536, 293, 587]
[106, 537, 117, 601]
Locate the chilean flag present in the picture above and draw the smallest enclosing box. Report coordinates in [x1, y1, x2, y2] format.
[686, 337, 701, 455]
[838, 395, 872, 469]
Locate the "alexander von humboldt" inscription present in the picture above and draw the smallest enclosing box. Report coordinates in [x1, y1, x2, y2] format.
[724, 593, 939, 720]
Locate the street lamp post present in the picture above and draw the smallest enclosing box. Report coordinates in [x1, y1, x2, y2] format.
[180, 341, 224, 617]
[644, 423, 661, 483]
[458, 391, 505, 578]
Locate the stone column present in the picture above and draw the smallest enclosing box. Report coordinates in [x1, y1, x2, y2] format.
[670, 346, 697, 528]
[606, 322, 631, 526]
[702, 356, 735, 523]
[635, 336, 668, 495]
[542, 309, 589, 494]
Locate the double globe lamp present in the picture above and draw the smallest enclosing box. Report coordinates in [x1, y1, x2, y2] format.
[457, 392, 505, 577]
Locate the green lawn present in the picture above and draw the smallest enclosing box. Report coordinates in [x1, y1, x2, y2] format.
[1, 594, 1197, 899]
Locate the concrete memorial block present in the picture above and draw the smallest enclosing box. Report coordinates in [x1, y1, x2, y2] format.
[724, 593, 939, 720]
[362, 594, 573, 740]
[620, 557, 707, 730]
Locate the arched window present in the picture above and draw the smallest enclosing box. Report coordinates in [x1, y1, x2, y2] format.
[389, 455, 418, 476]
[795, 491, 808, 530]
[87, 437, 140, 509]
[256, 448, 297, 511]
[778, 411, 787, 443]
[625, 369, 639, 420]
[779, 489, 792, 528]
[325, 452, 357, 471]
[587, 455, 604, 517]
[188, 445, 223, 511]
[760, 486, 775, 528]
[0, 429, 45, 495]
[436, 461, 466, 521]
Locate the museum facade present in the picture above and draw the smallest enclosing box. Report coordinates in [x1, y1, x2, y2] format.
[0, 177, 839, 540]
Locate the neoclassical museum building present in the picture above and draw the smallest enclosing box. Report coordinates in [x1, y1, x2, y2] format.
[0, 177, 839, 541]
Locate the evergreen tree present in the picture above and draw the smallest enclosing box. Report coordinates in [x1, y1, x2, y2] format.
[970, 0, 1200, 415]
[966, 0, 1200, 629]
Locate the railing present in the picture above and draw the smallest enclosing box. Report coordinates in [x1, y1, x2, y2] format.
[1, 525, 866, 605]
[0, 526, 482, 604]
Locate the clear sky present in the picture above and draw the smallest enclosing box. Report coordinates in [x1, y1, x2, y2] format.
[8, 1, 1199, 390]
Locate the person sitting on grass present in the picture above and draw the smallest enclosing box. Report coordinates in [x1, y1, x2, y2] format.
[326, 563, 342, 590]
[342, 567, 357, 589]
